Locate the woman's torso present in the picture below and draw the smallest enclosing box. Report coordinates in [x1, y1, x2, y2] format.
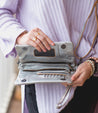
[16, 1, 97, 113]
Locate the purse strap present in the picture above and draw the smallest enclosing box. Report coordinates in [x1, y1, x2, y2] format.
[74, 0, 98, 60]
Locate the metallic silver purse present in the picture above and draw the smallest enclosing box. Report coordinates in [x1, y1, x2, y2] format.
[15, 42, 77, 108]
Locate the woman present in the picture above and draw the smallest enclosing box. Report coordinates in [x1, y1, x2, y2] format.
[0, 0, 98, 113]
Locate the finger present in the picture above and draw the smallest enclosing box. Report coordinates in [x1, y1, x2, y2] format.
[27, 39, 41, 52]
[61, 82, 68, 87]
[32, 29, 52, 50]
[72, 84, 80, 87]
[28, 31, 43, 52]
[37, 35, 51, 50]
[35, 38, 47, 52]
[72, 74, 85, 87]
[71, 69, 81, 81]
[38, 29, 55, 46]
[72, 82, 84, 87]
[72, 81, 83, 87]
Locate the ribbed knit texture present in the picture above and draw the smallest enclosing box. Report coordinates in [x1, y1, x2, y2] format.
[35, 83, 75, 113]
[19, 0, 96, 113]
[33, 0, 96, 113]
[0, 0, 97, 113]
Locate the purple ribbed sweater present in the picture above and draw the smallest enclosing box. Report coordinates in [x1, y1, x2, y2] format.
[0, 0, 98, 113]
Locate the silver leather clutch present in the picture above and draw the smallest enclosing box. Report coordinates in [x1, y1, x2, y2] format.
[15, 42, 77, 85]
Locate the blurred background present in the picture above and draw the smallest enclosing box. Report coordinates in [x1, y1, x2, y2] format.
[0, 49, 21, 113]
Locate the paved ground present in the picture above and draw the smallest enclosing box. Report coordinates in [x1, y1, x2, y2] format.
[7, 98, 21, 113]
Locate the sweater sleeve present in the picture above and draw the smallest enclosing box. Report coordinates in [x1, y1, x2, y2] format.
[0, 0, 26, 57]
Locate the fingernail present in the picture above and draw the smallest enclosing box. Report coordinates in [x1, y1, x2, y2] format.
[44, 49, 46, 52]
[39, 50, 41, 52]
[51, 43, 55, 46]
[48, 47, 51, 50]
[71, 77, 74, 81]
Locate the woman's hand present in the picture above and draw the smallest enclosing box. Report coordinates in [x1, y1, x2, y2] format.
[71, 61, 92, 87]
[62, 61, 92, 87]
[16, 28, 55, 52]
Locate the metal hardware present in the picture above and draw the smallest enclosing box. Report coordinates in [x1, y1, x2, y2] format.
[57, 85, 72, 109]
[37, 72, 67, 80]
[61, 44, 66, 49]
[21, 79, 26, 82]
[37, 72, 67, 76]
